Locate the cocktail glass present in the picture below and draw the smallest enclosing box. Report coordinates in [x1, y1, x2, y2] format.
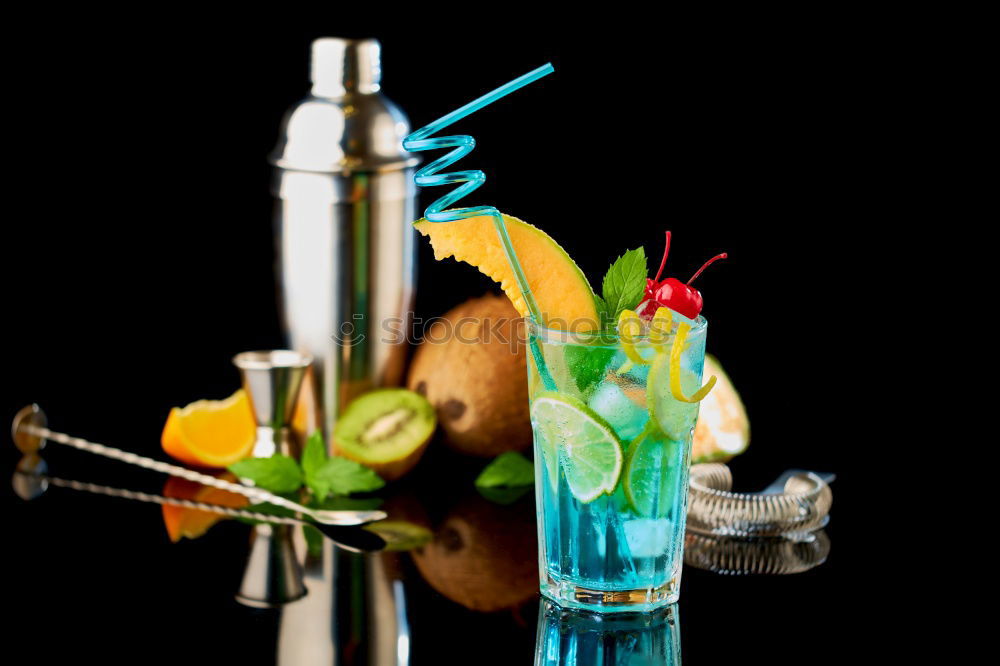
[528, 314, 708, 612]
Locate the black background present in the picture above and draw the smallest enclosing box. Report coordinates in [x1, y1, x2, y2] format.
[4, 14, 897, 665]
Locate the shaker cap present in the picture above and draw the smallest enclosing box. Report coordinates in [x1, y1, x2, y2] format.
[311, 38, 381, 97]
[271, 37, 419, 174]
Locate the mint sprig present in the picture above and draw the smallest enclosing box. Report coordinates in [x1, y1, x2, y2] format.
[601, 248, 647, 323]
[475, 451, 535, 489]
[301, 430, 384, 500]
[303, 524, 324, 558]
[475, 452, 534, 505]
[228, 430, 384, 502]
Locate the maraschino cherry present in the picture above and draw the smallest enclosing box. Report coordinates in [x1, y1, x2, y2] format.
[635, 231, 727, 320]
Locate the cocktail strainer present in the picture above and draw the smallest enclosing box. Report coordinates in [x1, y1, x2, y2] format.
[686, 463, 833, 538]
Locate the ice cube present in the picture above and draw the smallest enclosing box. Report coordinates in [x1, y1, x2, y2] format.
[588, 381, 648, 441]
[624, 518, 671, 558]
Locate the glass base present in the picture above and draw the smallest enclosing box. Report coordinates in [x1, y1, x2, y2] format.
[541, 574, 679, 613]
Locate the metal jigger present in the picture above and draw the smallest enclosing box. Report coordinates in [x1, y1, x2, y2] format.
[232, 350, 312, 608]
[233, 350, 313, 459]
[236, 522, 307, 608]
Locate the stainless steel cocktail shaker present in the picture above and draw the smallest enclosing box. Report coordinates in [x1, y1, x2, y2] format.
[271, 38, 418, 445]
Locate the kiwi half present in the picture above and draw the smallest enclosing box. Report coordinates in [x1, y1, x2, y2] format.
[332, 389, 436, 481]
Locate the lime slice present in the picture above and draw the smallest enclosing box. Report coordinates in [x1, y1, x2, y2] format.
[530, 392, 624, 503]
[647, 351, 702, 440]
[623, 422, 676, 516]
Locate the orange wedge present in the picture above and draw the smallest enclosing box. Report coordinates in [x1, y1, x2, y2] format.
[162, 475, 249, 542]
[161, 389, 256, 468]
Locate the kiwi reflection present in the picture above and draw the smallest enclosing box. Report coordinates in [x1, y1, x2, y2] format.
[535, 600, 681, 666]
[412, 491, 537, 612]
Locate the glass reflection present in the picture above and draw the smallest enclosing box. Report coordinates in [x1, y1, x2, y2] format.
[534, 599, 681, 666]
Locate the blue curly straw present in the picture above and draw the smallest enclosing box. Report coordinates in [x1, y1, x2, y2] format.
[404, 64, 558, 389]
[403, 63, 553, 324]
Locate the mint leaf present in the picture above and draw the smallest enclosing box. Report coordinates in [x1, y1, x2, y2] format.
[601, 248, 647, 321]
[475, 451, 534, 489]
[302, 430, 327, 476]
[477, 485, 533, 505]
[303, 524, 324, 558]
[593, 294, 610, 328]
[301, 430, 330, 499]
[311, 456, 385, 498]
[228, 455, 303, 495]
[475, 451, 534, 503]
[564, 345, 617, 396]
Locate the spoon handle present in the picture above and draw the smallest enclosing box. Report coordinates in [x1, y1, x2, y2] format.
[20, 423, 359, 523]
[13, 407, 386, 526]
[23, 424, 277, 503]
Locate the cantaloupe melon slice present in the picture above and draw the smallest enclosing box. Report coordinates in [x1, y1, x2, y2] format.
[692, 355, 750, 463]
[414, 213, 599, 332]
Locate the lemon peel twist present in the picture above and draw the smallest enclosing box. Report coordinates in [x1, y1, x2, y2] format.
[669, 322, 717, 403]
[617, 310, 648, 368]
[649, 306, 673, 351]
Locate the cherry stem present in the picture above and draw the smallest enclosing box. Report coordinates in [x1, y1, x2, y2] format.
[654, 231, 671, 282]
[687, 253, 728, 285]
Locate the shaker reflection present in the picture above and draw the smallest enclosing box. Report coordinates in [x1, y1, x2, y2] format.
[276, 540, 411, 666]
[274, 492, 430, 665]
[534, 600, 681, 666]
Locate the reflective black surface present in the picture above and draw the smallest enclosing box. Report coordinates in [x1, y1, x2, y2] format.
[7, 433, 846, 665]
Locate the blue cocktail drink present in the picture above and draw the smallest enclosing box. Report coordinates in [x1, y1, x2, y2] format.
[529, 314, 708, 612]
